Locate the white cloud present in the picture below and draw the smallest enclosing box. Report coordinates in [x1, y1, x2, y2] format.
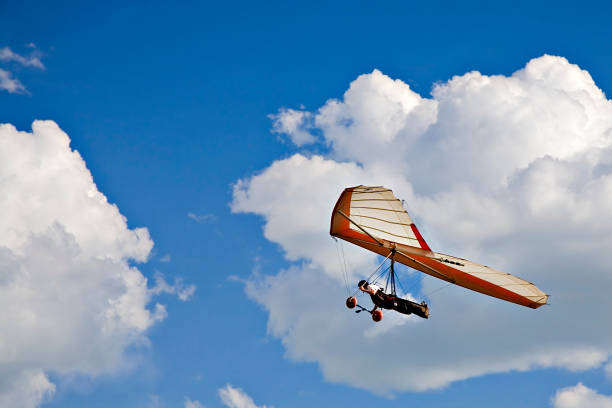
[0, 68, 27, 94]
[218, 384, 268, 408]
[232, 55, 612, 393]
[605, 361, 612, 380]
[185, 397, 205, 408]
[0, 46, 45, 69]
[0, 120, 181, 405]
[0, 45, 45, 94]
[150, 272, 196, 301]
[145, 394, 163, 408]
[269, 108, 316, 146]
[314, 69, 438, 171]
[188, 212, 216, 223]
[552, 383, 612, 408]
[0, 370, 55, 408]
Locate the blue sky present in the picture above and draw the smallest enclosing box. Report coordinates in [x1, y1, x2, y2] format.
[2, 1, 612, 407]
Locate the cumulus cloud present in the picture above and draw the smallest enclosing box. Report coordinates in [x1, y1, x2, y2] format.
[232, 55, 612, 393]
[552, 383, 612, 408]
[218, 384, 268, 408]
[0, 121, 181, 406]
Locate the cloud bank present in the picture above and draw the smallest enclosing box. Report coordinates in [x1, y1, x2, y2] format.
[0, 121, 175, 406]
[232, 55, 612, 393]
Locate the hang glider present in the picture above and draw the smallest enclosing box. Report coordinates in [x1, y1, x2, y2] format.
[330, 185, 548, 321]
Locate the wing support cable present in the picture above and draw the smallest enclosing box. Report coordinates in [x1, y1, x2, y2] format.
[331, 236, 351, 296]
[385, 258, 397, 296]
[350, 250, 394, 297]
[395, 249, 456, 284]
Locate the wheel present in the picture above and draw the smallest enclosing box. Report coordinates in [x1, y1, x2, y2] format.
[372, 309, 383, 322]
[346, 296, 357, 309]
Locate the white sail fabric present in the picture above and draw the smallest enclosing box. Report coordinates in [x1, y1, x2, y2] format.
[348, 186, 423, 249]
[432, 252, 548, 304]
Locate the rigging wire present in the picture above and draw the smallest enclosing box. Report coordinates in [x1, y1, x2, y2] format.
[395, 272, 410, 296]
[399, 271, 423, 297]
[389, 264, 423, 300]
[390, 262, 452, 303]
[338, 247, 444, 303]
[419, 273, 454, 303]
[384, 266, 391, 293]
[340, 239, 351, 293]
[424, 282, 453, 299]
[332, 236, 351, 296]
[349, 253, 394, 298]
[373, 265, 391, 289]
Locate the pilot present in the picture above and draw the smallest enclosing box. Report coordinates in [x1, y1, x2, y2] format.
[358, 279, 393, 310]
[358, 279, 379, 295]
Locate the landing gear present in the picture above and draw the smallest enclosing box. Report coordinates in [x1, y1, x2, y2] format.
[345, 296, 357, 309]
[352, 303, 384, 322]
[348, 255, 430, 322]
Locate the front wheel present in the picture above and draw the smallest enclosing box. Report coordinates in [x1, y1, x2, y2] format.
[372, 309, 383, 322]
[346, 296, 357, 309]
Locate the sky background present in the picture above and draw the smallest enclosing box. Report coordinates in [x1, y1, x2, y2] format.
[2, 1, 612, 407]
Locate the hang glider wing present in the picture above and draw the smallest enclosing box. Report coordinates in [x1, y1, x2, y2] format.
[330, 185, 548, 309]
